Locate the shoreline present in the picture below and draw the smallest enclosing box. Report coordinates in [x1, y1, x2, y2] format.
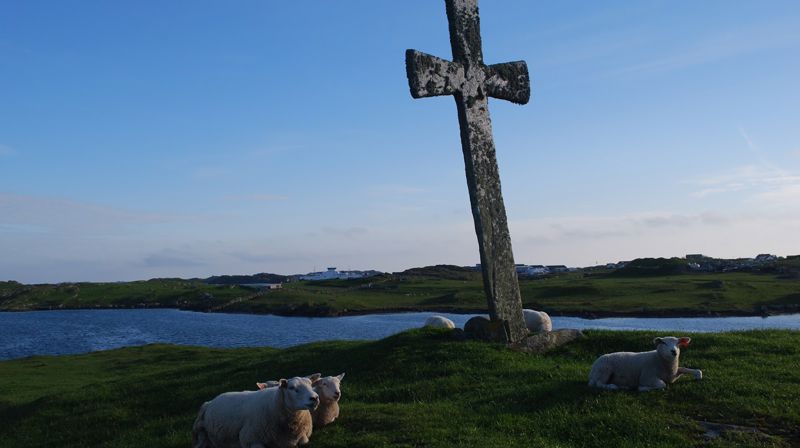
[2, 303, 799, 319]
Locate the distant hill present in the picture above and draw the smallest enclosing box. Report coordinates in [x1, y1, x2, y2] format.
[609, 258, 689, 277]
[397, 264, 480, 280]
[205, 273, 288, 285]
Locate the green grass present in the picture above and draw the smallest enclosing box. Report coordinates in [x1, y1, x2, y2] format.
[0, 279, 255, 311]
[1, 329, 799, 447]
[2, 267, 800, 317]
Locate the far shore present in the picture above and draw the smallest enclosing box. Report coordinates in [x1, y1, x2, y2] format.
[3, 303, 799, 320]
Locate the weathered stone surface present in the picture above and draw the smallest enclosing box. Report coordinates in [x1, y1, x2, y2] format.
[463, 315, 510, 343]
[508, 329, 585, 354]
[405, 0, 531, 342]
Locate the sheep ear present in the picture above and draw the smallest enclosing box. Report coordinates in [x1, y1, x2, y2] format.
[653, 337, 663, 346]
[678, 337, 691, 348]
[337, 373, 345, 381]
[256, 382, 268, 390]
[279, 379, 288, 389]
[307, 373, 321, 382]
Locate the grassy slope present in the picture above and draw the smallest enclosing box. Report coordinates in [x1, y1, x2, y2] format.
[2, 268, 799, 316]
[0, 279, 254, 311]
[1, 329, 798, 447]
[199, 271, 800, 316]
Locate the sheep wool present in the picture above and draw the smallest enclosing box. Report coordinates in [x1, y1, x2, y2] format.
[588, 336, 703, 392]
[311, 373, 345, 427]
[258, 373, 346, 428]
[192, 377, 318, 448]
[522, 309, 553, 332]
[424, 315, 456, 329]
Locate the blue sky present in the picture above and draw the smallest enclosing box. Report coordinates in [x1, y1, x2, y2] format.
[2, 1, 799, 283]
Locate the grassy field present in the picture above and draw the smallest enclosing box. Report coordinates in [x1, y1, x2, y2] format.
[2, 262, 800, 317]
[1, 329, 798, 447]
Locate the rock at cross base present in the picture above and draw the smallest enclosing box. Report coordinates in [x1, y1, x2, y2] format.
[405, 0, 531, 342]
[464, 315, 511, 343]
[508, 329, 585, 355]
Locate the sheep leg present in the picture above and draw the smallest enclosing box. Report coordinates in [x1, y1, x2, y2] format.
[637, 379, 666, 392]
[678, 366, 703, 380]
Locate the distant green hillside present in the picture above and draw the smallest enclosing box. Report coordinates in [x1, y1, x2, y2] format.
[2, 260, 799, 317]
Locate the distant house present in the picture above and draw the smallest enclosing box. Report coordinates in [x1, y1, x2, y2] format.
[755, 254, 778, 263]
[240, 283, 282, 290]
[546, 265, 569, 273]
[299, 267, 378, 281]
[515, 264, 549, 276]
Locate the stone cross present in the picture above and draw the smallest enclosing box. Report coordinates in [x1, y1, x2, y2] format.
[405, 0, 531, 342]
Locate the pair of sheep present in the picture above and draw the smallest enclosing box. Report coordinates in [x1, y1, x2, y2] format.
[191, 372, 344, 448]
[257, 373, 345, 428]
[424, 309, 553, 333]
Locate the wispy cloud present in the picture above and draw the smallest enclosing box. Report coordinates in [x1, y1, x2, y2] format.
[614, 19, 800, 76]
[142, 249, 206, 268]
[0, 192, 175, 235]
[320, 226, 369, 239]
[688, 129, 800, 204]
[366, 184, 425, 198]
[509, 210, 800, 266]
[223, 194, 289, 202]
[227, 251, 310, 265]
[0, 144, 16, 157]
[689, 164, 800, 201]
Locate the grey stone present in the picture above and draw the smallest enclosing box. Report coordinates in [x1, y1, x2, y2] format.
[508, 329, 585, 354]
[463, 315, 509, 343]
[405, 0, 531, 342]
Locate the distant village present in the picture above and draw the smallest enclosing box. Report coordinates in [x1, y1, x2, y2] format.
[209, 253, 798, 289]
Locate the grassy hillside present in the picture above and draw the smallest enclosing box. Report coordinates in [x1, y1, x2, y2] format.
[1, 329, 798, 447]
[2, 263, 799, 317]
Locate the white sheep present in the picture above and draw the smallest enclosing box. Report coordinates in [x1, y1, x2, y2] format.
[523, 309, 553, 332]
[258, 373, 346, 428]
[192, 376, 319, 448]
[588, 336, 703, 392]
[424, 315, 456, 329]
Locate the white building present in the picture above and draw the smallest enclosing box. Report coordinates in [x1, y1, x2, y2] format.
[299, 267, 374, 281]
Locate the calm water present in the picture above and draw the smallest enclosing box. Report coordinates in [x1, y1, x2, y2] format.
[1, 309, 798, 361]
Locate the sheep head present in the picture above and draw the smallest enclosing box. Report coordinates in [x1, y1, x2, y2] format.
[653, 336, 691, 360]
[313, 373, 345, 402]
[281, 377, 320, 411]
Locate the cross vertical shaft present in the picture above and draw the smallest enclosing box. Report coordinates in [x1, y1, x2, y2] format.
[405, 0, 531, 342]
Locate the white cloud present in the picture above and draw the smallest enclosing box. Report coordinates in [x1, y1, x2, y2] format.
[688, 164, 800, 205]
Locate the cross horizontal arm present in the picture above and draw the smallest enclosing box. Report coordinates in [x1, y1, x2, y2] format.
[484, 61, 531, 105]
[405, 49, 464, 99]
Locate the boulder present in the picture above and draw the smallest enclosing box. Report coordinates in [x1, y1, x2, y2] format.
[508, 329, 585, 354]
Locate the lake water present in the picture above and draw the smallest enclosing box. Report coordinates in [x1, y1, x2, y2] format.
[1, 309, 798, 361]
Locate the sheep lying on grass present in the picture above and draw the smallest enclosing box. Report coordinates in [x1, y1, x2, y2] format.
[588, 336, 703, 392]
[258, 373, 346, 428]
[193, 376, 319, 448]
[523, 309, 552, 332]
[424, 315, 455, 329]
